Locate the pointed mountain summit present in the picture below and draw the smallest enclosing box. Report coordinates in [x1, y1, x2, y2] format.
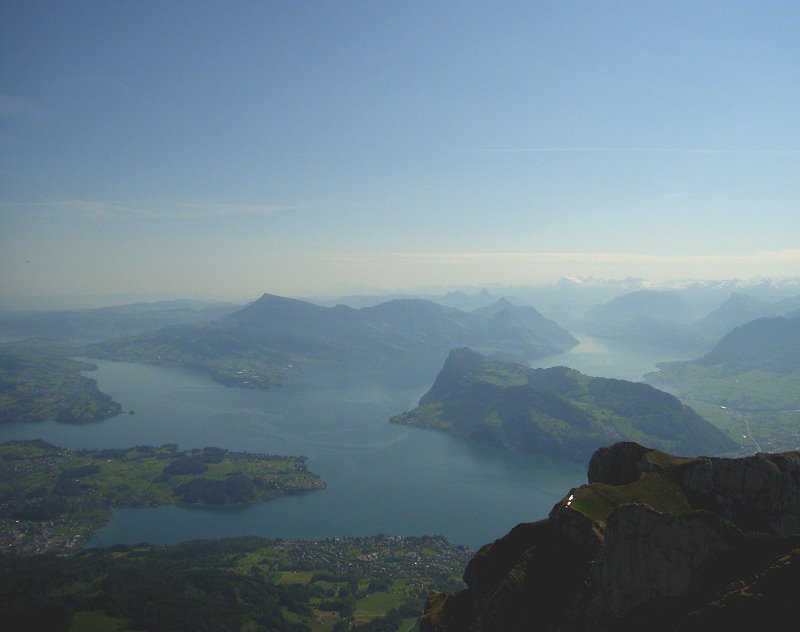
[472, 297, 515, 313]
[233, 292, 312, 313]
[470, 299, 578, 354]
[227, 292, 344, 324]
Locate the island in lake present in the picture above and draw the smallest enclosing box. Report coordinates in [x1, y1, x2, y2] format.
[0, 440, 325, 555]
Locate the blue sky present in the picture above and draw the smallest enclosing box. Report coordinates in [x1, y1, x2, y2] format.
[2, 0, 799, 299]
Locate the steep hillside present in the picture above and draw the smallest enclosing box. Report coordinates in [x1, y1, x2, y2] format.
[469, 298, 579, 355]
[392, 349, 734, 461]
[696, 316, 800, 374]
[692, 292, 779, 340]
[421, 442, 800, 632]
[646, 316, 800, 452]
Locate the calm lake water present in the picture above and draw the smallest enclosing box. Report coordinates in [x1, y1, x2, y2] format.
[529, 332, 691, 381]
[0, 335, 687, 549]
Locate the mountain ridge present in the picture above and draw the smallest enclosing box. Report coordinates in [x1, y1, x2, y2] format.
[392, 348, 735, 461]
[85, 294, 578, 389]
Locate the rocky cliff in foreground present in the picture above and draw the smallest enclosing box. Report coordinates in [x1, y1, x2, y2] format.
[421, 442, 800, 631]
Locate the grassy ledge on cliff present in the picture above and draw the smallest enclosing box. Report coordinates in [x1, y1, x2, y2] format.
[421, 441, 800, 632]
[392, 348, 736, 461]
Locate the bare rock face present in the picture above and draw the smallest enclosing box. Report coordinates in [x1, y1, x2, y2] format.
[584, 505, 743, 627]
[587, 441, 653, 485]
[678, 546, 800, 631]
[673, 451, 800, 534]
[420, 442, 800, 632]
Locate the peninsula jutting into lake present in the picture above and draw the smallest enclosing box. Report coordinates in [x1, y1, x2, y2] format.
[0, 440, 325, 555]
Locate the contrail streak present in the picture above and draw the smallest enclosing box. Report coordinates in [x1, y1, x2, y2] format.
[467, 147, 800, 154]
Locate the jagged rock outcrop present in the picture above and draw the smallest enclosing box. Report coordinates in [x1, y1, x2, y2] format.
[673, 451, 800, 535]
[421, 442, 800, 631]
[587, 441, 654, 485]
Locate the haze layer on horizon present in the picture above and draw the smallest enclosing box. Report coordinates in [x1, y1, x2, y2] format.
[2, 1, 799, 299]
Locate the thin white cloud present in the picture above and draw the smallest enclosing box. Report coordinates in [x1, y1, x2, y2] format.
[322, 250, 800, 265]
[467, 147, 800, 155]
[0, 199, 298, 219]
[306, 250, 800, 289]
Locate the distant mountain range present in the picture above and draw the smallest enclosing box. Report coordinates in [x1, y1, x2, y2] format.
[85, 293, 578, 388]
[551, 275, 800, 296]
[0, 300, 242, 344]
[310, 277, 800, 332]
[577, 289, 800, 354]
[694, 293, 800, 341]
[392, 348, 735, 461]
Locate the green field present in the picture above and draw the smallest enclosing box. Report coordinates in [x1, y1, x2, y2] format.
[67, 611, 134, 632]
[646, 364, 800, 453]
[355, 591, 407, 620]
[0, 440, 325, 555]
[0, 348, 122, 423]
[0, 535, 471, 632]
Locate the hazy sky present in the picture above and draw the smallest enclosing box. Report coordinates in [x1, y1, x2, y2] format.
[2, 1, 799, 299]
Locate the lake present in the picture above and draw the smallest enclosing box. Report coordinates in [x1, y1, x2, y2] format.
[0, 335, 686, 550]
[528, 331, 692, 380]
